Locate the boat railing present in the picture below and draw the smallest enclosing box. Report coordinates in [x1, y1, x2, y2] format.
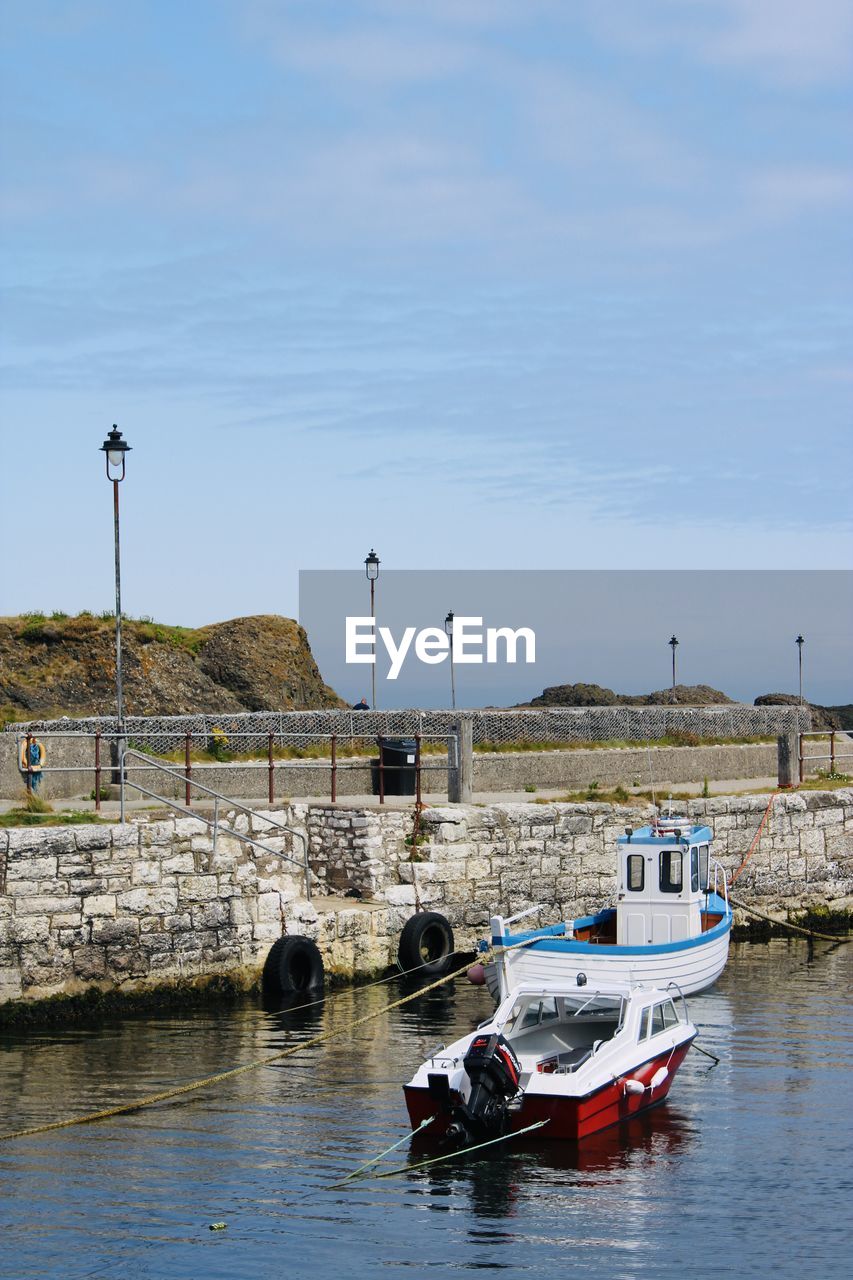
[504, 904, 546, 928]
[710, 860, 729, 912]
[120, 748, 316, 900]
[666, 980, 691, 1025]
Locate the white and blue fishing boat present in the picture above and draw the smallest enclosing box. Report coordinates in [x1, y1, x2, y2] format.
[477, 814, 732, 1003]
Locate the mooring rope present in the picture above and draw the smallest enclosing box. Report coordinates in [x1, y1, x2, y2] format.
[0, 941, 533, 1144]
[370, 1119, 550, 1180]
[729, 894, 851, 944]
[730, 791, 779, 886]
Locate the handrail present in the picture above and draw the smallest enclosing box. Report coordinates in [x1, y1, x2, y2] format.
[120, 749, 315, 900]
[710, 859, 729, 912]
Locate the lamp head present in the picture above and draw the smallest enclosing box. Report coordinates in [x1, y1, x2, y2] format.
[100, 425, 131, 480]
[364, 549, 380, 581]
[444, 610, 454, 636]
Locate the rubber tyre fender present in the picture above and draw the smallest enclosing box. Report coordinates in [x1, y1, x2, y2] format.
[263, 935, 325, 996]
[398, 911, 455, 975]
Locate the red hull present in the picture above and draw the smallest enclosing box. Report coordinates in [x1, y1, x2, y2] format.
[404, 1040, 693, 1143]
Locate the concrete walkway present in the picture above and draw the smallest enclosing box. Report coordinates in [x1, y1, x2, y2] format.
[0, 774, 784, 820]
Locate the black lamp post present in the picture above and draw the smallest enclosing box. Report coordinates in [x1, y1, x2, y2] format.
[795, 635, 805, 705]
[445, 610, 456, 709]
[668, 635, 679, 703]
[100, 426, 131, 819]
[364, 548, 380, 710]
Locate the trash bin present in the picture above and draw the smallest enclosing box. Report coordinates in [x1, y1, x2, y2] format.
[373, 737, 417, 796]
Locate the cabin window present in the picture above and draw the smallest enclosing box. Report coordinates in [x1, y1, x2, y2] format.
[627, 854, 645, 891]
[699, 843, 709, 890]
[651, 1004, 667, 1035]
[690, 848, 699, 892]
[662, 1000, 679, 1028]
[639, 1008, 650, 1040]
[659, 849, 683, 893]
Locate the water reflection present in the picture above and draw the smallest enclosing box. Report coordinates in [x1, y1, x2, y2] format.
[0, 940, 850, 1280]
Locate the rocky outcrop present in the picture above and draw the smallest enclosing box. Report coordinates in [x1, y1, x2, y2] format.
[754, 694, 847, 732]
[0, 614, 343, 719]
[526, 682, 734, 707]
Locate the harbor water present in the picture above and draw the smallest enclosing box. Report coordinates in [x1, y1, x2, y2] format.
[1, 938, 851, 1279]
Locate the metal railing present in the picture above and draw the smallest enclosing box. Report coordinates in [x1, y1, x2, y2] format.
[121, 749, 315, 899]
[12, 729, 459, 808]
[710, 860, 729, 911]
[798, 730, 853, 783]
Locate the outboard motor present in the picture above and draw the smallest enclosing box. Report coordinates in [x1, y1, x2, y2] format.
[449, 1032, 521, 1145]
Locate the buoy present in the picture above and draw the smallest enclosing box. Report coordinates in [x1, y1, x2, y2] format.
[467, 963, 486, 986]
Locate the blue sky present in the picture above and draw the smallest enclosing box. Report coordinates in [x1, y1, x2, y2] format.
[1, 1, 851, 648]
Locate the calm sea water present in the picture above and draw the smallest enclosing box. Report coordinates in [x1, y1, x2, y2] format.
[1, 939, 851, 1280]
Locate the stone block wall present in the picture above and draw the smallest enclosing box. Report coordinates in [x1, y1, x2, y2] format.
[1, 790, 851, 1007]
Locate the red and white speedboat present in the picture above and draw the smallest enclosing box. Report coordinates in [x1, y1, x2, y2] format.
[404, 978, 696, 1145]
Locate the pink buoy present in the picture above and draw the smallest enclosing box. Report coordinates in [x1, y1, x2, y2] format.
[467, 963, 486, 986]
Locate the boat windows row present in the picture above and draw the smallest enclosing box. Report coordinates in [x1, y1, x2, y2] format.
[626, 844, 710, 894]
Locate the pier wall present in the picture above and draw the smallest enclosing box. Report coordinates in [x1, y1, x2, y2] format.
[1, 790, 851, 1007]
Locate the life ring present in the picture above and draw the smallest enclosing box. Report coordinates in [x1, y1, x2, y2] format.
[398, 911, 455, 975]
[19, 738, 45, 771]
[262, 935, 325, 996]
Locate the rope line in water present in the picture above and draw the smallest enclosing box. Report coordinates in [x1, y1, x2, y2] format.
[729, 894, 851, 944]
[0, 941, 534, 1144]
[370, 1119, 550, 1180]
[326, 1115, 437, 1188]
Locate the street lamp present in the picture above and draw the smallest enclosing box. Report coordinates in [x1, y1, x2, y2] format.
[445, 610, 456, 709]
[100, 425, 131, 819]
[364, 548, 380, 710]
[668, 635, 679, 703]
[795, 635, 805, 705]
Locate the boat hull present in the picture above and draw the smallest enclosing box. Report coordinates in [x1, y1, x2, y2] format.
[404, 1040, 693, 1143]
[491, 914, 731, 1002]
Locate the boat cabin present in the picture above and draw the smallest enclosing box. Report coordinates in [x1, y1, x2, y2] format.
[493, 984, 689, 1082]
[615, 819, 714, 946]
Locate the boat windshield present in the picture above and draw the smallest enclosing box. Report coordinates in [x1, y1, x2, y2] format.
[501, 992, 625, 1033]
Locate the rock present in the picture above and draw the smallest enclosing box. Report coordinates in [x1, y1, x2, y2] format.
[0, 613, 343, 718]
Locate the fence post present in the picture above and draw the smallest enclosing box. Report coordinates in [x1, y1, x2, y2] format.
[185, 732, 192, 807]
[268, 732, 274, 805]
[331, 734, 337, 802]
[830, 731, 836, 775]
[378, 735, 385, 805]
[448, 716, 473, 803]
[415, 733, 422, 807]
[94, 731, 101, 812]
[777, 732, 798, 789]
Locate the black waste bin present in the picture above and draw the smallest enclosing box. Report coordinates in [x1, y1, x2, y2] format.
[373, 737, 417, 796]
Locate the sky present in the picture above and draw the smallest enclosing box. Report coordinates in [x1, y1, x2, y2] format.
[1, 2, 851, 684]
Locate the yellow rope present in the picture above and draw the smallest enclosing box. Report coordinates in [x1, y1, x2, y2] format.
[0, 948, 510, 1144]
[729, 894, 851, 944]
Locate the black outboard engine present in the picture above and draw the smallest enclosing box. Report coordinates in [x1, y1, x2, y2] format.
[449, 1032, 521, 1145]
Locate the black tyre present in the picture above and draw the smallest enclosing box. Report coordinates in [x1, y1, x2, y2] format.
[262, 935, 325, 996]
[398, 912, 454, 975]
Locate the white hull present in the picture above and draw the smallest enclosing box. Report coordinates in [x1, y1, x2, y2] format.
[491, 925, 731, 1002]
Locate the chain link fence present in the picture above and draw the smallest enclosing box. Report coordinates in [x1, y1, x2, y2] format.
[5, 703, 808, 756]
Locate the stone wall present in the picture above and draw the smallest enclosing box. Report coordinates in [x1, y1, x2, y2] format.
[0, 811, 405, 1004]
[2, 789, 850, 1008]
